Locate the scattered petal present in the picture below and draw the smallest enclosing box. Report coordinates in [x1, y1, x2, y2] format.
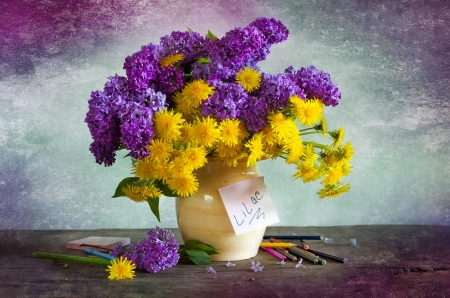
[322, 237, 333, 244]
[350, 238, 359, 248]
[206, 266, 218, 279]
[277, 259, 286, 265]
[295, 258, 306, 269]
[250, 261, 264, 272]
[225, 261, 236, 267]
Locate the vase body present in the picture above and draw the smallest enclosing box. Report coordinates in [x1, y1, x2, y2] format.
[175, 159, 266, 261]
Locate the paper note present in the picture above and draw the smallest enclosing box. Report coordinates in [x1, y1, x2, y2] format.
[218, 176, 279, 236]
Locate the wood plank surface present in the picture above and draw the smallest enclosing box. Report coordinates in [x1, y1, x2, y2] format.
[0, 225, 449, 297]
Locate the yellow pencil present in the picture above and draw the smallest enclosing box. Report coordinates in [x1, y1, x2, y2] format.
[259, 242, 296, 248]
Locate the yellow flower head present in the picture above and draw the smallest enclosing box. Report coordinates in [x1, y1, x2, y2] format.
[245, 133, 265, 166]
[181, 146, 208, 169]
[219, 118, 241, 146]
[169, 156, 194, 176]
[291, 96, 324, 127]
[167, 173, 199, 197]
[153, 109, 185, 143]
[323, 166, 345, 185]
[147, 139, 174, 163]
[335, 142, 354, 163]
[284, 137, 304, 164]
[236, 67, 261, 92]
[317, 183, 350, 199]
[182, 79, 214, 108]
[329, 127, 345, 147]
[121, 184, 147, 202]
[215, 142, 247, 167]
[302, 143, 318, 167]
[294, 164, 322, 183]
[141, 184, 163, 198]
[160, 53, 184, 68]
[192, 117, 220, 147]
[152, 162, 170, 182]
[132, 158, 154, 180]
[268, 112, 298, 141]
[106, 256, 136, 280]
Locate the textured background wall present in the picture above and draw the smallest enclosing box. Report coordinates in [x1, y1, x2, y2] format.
[1, 0, 449, 229]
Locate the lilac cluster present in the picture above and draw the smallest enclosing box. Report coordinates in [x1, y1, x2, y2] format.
[238, 95, 269, 133]
[85, 75, 167, 165]
[286, 65, 341, 106]
[111, 227, 180, 273]
[200, 82, 248, 120]
[160, 31, 208, 64]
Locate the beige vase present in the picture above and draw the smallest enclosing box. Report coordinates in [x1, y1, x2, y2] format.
[175, 159, 266, 261]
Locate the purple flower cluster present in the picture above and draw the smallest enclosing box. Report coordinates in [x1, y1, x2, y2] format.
[286, 65, 341, 106]
[85, 75, 167, 165]
[85, 17, 342, 166]
[111, 227, 180, 273]
[200, 82, 248, 120]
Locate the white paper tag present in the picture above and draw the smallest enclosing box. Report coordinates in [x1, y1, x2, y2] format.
[218, 176, 279, 236]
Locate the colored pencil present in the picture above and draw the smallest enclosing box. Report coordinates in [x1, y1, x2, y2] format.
[273, 248, 297, 261]
[84, 248, 116, 261]
[33, 252, 111, 265]
[260, 246, 287, 260]
[269, 238, 326, 265]
[263, 235, 323, 240]
[260, 242, 296, 248]
[306, 248, 348, 263]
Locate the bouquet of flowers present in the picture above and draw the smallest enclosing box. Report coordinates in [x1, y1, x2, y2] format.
[85, 17, 353, 221]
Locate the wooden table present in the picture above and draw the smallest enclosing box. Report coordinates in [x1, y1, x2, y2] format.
[1, 225, 449, 297]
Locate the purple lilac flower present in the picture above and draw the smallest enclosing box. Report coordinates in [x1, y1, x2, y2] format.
[160, 31, 208, 63]
[124, 43, 163, 92]
[85, 75, 130, 166]
[285, 65, 341, 106]
[200, 82, 248, 120]
[152, 65, 185, 103]
[238, 95, 270, 133]
[122, 227, 180, 273]
[257, 73, 305, 111]
[249, 17, 289, 45]
[110, 242, 126, 257]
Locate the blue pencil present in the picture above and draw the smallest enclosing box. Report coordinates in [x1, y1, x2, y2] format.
[84, 248, 117, 261]
[263, 235, 324, 240]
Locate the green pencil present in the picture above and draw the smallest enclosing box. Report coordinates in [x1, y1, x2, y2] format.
[33, 252, 112, 266]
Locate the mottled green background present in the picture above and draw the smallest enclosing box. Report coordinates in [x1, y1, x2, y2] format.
[1, 0, 449, 229]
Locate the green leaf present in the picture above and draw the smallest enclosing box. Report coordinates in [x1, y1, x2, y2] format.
[185, 249, 210, 258]
[112, 177, 139, 198]
[184, 239, 203, 249]
[187, 27, 193, 32]
[154, 179, 178, 197]
[197, 57, 210, 64]
[132, 179, 149, 187]
[147, 197, 161, 222]
[207, 29, 217, 40]
[187, 256, 215, 265]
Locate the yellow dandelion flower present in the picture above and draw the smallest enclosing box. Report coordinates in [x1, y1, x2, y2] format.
[121, 184, 147, 203]
[317, 183, 350, 199]
[147, 139, 174, 163]
[215, 142, 247, 167]
[329, 127, 345, 146]
[316, 117, 327, 137]
[219, 118, 241, 146]
[160, 53, 184, 68]
[173, 91, 196, 121]
[140, 184, 163, 198]
[181, 146, 208, 169]
[302, 143, 318, 166]
[323, 166, 345, 185]
[192, 117, 220, 147]
[245, 133, 265, 166]
[153, 110, 185, 143]
[132, 158, 155, 180]
[294, 164, 322, 183]
[106, 256, 136, 280]
[182, 79, 214, 108]
[335, 142, 354, 163]
[152, 162, 170, 182]
[268, 112, 298, 141]
[291, 96, 324, 127]
[167, 173, 199, 197]
[284, 137, 304, 164]
[235, 67, 261, 92]
[179, 122, 195, 145]
[169, 156, 194, 176]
